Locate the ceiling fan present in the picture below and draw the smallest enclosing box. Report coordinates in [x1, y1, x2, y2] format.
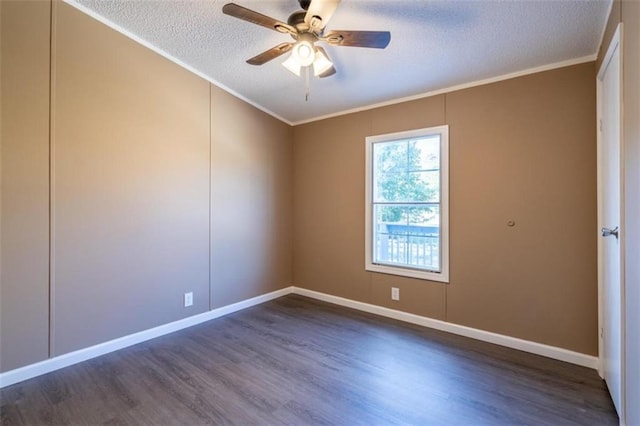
[222, 0, 391, 78]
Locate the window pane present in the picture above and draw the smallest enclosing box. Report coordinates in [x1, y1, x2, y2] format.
[375, 204, 406, 226]
[366, 125, 448, 281]
[414, 170, 440, 202]
[373, 138, 440, 203]
[373, 204, 440, 271]
[374, 140, 407, 173]
[375, 170, 440, 203]
[374, 229, 408, 266]
[407, 205, 439, 228]
[411, 136, 440, 171]
[406, 235, 439, 271]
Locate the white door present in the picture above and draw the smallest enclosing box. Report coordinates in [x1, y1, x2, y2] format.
[598, 27, 623, 417]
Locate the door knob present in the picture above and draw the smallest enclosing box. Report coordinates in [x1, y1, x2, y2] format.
[602, 226, 619, 239]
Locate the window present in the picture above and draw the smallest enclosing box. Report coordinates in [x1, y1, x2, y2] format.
[365, 126, 449, 282]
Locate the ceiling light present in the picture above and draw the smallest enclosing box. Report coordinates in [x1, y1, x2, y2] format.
[283, 44, 333, 78]
[282, 54, 301, 76]
[292, 40, 315, 67]
[312, 49, 333, 76]
[282, 39, 317, 76]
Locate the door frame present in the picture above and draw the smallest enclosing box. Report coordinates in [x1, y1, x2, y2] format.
[596, 22, 625, 422]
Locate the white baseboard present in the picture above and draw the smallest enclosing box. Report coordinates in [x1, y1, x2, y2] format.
[0, 286, 293, 388]
[0, 284, 599, 388]
[291, 287, 599, 370]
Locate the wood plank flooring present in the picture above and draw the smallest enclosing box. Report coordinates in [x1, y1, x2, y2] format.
[1, 295, 617, 425]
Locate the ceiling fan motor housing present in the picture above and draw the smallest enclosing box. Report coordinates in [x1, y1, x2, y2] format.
[287, 10, 309, 31]
[298, 0, 311, 10]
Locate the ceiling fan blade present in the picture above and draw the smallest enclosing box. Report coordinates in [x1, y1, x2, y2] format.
[323, 30, 391, 48]
[315, 46, 336, 77]
[304, 0, 340, 31]
[222, 3, 295, 34]
[246, 43, 293, 65]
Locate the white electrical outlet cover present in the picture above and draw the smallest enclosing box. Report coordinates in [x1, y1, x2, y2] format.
[184, 292, 193, 307]
[391, 287, 400, 301]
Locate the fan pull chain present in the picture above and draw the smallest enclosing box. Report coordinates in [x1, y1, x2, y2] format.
[305, 66, 310, 102]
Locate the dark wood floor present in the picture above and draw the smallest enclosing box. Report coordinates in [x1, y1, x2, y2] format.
[1, 295, 617, 425]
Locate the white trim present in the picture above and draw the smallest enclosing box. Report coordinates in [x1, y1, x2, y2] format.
[598, 25, 623, 80]
[596, 22, 626, 422]
[0, 287, 292, 388]
[291, 287, 599, 370]
[596, 0, 616, 64]
[1, 284, 600, 388]
[364, 126, 449, 283]
[597, 72, 604, 379]
[61, 0, 292, 126]
[292, 55, 597, 126]
[49, 0, 58, 357]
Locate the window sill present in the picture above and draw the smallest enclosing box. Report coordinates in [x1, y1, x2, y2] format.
[366, 263, 449, 283]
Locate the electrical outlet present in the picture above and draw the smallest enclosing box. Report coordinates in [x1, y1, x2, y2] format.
[184, 292, 193, 307]
[391, 287, 400, 301]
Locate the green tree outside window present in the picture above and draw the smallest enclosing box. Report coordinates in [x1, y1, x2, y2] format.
[374, 139, 437, 223]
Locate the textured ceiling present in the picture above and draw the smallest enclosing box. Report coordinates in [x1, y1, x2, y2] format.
[68, 0, 611, 124]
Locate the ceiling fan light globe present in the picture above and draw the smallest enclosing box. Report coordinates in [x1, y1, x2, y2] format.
[282, 54, 302, 76]
[293, 41, 315, 66]
[313, 49, 333, 76]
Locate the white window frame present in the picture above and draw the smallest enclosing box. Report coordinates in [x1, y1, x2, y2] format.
[365, 125, 449, 283]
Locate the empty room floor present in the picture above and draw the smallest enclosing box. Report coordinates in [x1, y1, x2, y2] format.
[0, 295, 617, 425]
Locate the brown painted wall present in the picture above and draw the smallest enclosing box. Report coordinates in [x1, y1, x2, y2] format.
[293, 63, 598, 355]
[445, 65, 597, 353]
[0, 0, 292, 370]
[598, 1, 640, 423]
[0, 0, 51, 372]
[210, 85, 292, 309]
[51, 2, 211, 355]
